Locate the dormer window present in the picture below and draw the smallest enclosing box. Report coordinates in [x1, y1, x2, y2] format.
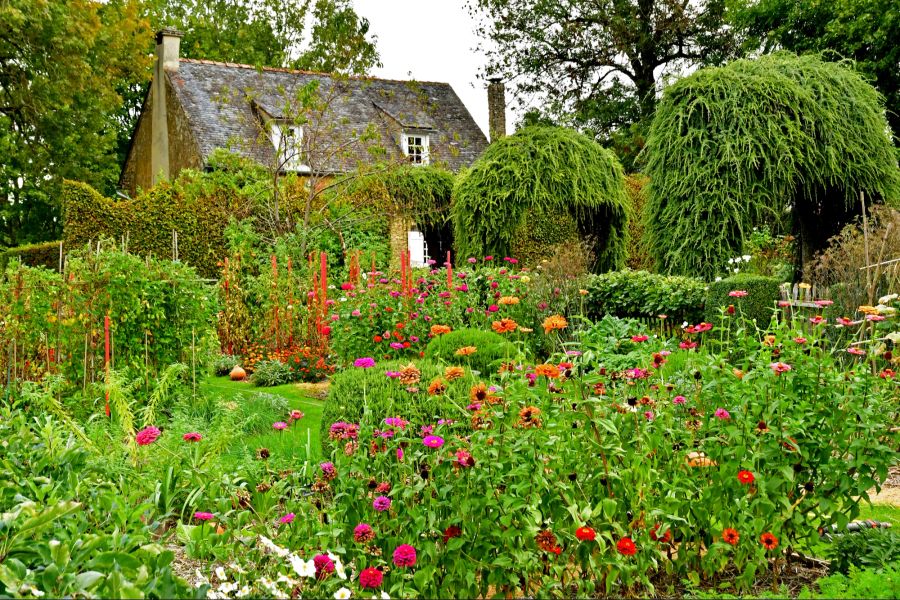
[272, 121, 307, 171]
[402, 132, 429, 165]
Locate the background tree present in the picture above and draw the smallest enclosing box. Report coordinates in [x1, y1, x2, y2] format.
[0, 0, 151, 246]
[468, 0, 738, 168]
[643, 53, 899, 280]
[732, 0, 899, 146]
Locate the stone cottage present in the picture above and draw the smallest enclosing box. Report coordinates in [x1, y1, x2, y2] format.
[120, 29, 502, 264]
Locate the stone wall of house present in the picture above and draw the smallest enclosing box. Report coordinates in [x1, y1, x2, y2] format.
[120, 75, 203, 196]
[388, 215, 411, 269]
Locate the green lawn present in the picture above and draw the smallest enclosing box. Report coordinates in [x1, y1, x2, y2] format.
[201, 375, 326, 465]
[858, 502, 900, 526]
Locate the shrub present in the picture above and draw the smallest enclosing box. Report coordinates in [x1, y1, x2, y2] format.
[585, 269, 707, 323]
[212, 354, 241, 376]
[251, 360, 294, 387]
[624, 174, 653, 271]
[803, 565, 900, 599]
[0, 240, 62, 271]
[826, 527, 900, 575]
[706, 274, 781, 327]
[320, 359, 469, 454]
[424, 328, 521, 374]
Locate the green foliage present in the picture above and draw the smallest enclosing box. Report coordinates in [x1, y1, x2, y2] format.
[577, 315, 656, 372]
[624, 174, 653, 271]
[801, 565, 900, 599]
[585, 270, 707, 323]
[826, 528, 900, 575]
[644, 52, 900, 279]
[452, 126, 630, 271]
[471, 0, 737, 167]
[732, 0, 900, 146]
[424, 329, 521, 374]
[212, 354, 241, 376]
[0, 0, 152, 247]
[341, 165, 456, 227]
[0, 241, 61, 271]
[320, 360, 468, 453]
[510, 205, 579, 266]
[62, 171, 256, 277]
[251, 360, 294, 387]
[706, 274, 781, 327]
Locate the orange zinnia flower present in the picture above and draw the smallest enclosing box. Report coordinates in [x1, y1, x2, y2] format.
[430, 324, 452, 336]
[759, 532, 778, 551]
[534, 363, 560, 378]
[542, 315, 567, 334]
[427, 377, 447, 396]
[498, 296, 520, 305]
[492, 318, 518, 334]
[444, 366, 465, 380]
[722, 528, 740, 545]
[455, 346, 477, 356]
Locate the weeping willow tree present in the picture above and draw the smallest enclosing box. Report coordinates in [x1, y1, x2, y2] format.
[644, 52, 900, 279]
[341, 165, 455, 227]
[452, 126, 630, 271]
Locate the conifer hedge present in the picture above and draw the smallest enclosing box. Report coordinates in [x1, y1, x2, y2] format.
[342, 165, 455, 227]
[644, 52, 900, 279]
[452, 126, 630, 271]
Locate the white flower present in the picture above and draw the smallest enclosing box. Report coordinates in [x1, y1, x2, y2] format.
[727, 257, 734, 264]
[235, 586, 251, 598]
[328, 552, 347, 580]
[194, 569, 210, 586]
[215, 567, 228, 581]
[714, 276, 722, 282]
[878, 293, 898, 304]
[742, 254, 751, 262]
[259, 535, 290, 558]
[290, 554, 316, 578]
[335, 588, 352, 599]
[228, 562, 247, 575]
[218, 581, 238, 594]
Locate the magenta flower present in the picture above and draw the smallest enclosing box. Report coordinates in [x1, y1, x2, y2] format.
[385, 417, 408, 429]
[809, 315, 827, 325]
[714, 408, 731, 420]
[280, 513, 295, 524]
[313, 554, 335, 579]
[272, 421, 288, 430]
[454, 449, 475, 468]
[136, 426, 161, 446]
[354, 523, 375, 543]
[393, 544, 417, 567]
[631, 335, 649, 343]
[194, 511, 214, 521]
[423, 435, 445, 448]
[182, 432, 202, 442]
[487, 304, 499, 312]
[373, 496, 391, 511]
[354, 357, 376, 368]
[728, 290, 748, 297]
[396, 447, 404, 461]
[673, 395, 687, 405]
[390, 342, 404, 350]
[643, 411, 654, 421]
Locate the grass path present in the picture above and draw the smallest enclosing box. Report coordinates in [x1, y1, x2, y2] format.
[200, 375, 327, 464]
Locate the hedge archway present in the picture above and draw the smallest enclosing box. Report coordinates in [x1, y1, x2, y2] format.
[644, 52, 900, 279]
[451, 126, 630, 271]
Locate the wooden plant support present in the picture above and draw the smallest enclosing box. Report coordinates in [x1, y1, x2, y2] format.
[104, 315, 111, 418]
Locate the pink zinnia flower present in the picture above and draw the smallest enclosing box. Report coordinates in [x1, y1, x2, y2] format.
[423, 435, 445, 448]
[359, 567, 383, 589]
[136, 426, 161, 446]
[396, 447, 404, 461]
[793, 337, 807, 344]
[631, 335, 649, 343]
[194, 511, 214, 521]
[354, 357, 376, 368]
[393, 544, 417, 567]
[373, 496, 391, 511]
[728, 290, 748, 298]
[846, 347, 866, 356]
[313, 554, 335, 579]
[280, 513, 295, 524]
[777, 300, 791, 307]
[487, 304, 499, 312]
[289, 410, 305, 421]
[643, 411, 654, 421]
[814, 299, 833, 307]
[836, 317, 855, 326]
[679, 341, 698, 350]
[354, 523, 375, 543]
[454, 449, 475, 468]
[351, 309, 361, 317]
[467, 257, 477, 264]
[714, 408, 731, 420]
[866, 314, 886, 322]
[809, 316, 826, 325]
[385, 417, 408, 429]
[673, 395, 687, 405]
[769, 362, 792, 375]
[272, 421, 288, 430]
[182, 432, 202, 442]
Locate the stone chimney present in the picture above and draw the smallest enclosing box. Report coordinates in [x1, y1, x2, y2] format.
[151, 29, 183, 185]
[487, 77, 506, 143]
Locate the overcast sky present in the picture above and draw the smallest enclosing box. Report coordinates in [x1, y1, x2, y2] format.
[352, 0, 513, 138]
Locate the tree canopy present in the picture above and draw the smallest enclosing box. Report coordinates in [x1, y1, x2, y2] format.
[452, 126, 630, 271]
[643, 52, 900, 279]
[468, 0, 737, 168]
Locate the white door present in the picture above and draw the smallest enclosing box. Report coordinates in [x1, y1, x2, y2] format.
[408, 230, 427, 267]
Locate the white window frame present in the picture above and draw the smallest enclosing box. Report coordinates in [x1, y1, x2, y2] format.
[402, 131, 430, 165]
[271, 121, 308, 172]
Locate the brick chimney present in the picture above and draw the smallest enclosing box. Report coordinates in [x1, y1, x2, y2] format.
[151, 29, 183, 185]
[487, 77, 506, 142]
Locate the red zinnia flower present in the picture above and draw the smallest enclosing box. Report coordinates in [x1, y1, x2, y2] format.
[649, 524, 672, 544]
[722, 528, 740, 545]
[182, 432, 202, 442]
[737, 470, 755, 485]
[443, 525, 462, 543]
[575, 526, 596, 541]
[359, 567, 383, 589]
[760, 532, 778, 550]
[616, 537, 637, 555]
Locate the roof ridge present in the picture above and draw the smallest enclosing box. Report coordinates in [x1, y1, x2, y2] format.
[178, 58, 451, 87]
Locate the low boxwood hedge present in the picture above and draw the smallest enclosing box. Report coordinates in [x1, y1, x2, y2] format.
[423, 328, 522, 374]
[705, 273, 781, 327]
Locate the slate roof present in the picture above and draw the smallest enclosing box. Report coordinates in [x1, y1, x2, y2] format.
[167, 59, 489, 172]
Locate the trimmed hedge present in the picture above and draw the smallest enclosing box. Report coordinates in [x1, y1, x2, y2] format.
[624, 174, 653, 271]
[62, 172, 254, 278]
[585, 270, 706, 323]
[424, 328, 522, 374]
[320, 359, 469, 454]
[705, 274, 781, 327]
[0, 241, 62, 271]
